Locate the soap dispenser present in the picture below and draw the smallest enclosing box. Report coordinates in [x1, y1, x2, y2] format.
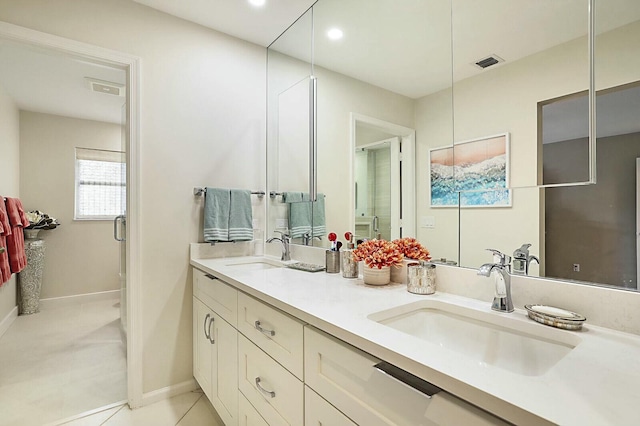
[341, 232, 358, 278]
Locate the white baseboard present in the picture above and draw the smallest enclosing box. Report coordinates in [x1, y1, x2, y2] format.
[0, 305, 18, 338]
[141, 379, 199, 407]
[39, 289, 120, 310]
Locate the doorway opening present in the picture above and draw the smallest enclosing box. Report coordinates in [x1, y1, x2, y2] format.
[0, 22, 140, 424]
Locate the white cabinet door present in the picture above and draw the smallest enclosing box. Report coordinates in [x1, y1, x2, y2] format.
[238, 392, 269, 426]
[193, 296, 214, 402]
[211, 312, 238, 426]
[305, 386, 356, 426]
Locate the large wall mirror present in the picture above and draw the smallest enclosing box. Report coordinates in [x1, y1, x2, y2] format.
[267, 0, 455, 257]
[267, 0, 640, 292]
[459, 0, 640, 292]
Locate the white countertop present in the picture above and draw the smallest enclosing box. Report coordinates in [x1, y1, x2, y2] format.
[191, 255, 640, 426]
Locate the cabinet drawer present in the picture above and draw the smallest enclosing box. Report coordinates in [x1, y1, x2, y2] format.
[237, 292, 304, 379]
[238, 334, 303, 426]
[305, 385, 356, 426]
[238, 392, 269, 426]
[304, 326, 508, 426]
[193, 268, 237, 326]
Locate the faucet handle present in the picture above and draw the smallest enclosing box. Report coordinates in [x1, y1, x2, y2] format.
[275, 230, 290, 242]
[485, 248, 511, 266]
[513, 243, 532, 259]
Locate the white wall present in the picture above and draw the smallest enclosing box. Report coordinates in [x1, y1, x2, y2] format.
[316, 66, 414, 240]
[0, 0, 266, 393]
[19, 111, 121, 299]
[0, 83, 19, 324]
[414, 88, 458, 262]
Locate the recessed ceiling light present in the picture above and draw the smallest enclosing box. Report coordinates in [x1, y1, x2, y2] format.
[327, 28, 344, 41]
[248, 0, 265, 7]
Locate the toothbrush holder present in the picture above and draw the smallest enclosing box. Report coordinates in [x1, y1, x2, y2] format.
[325, 250, 340, 273]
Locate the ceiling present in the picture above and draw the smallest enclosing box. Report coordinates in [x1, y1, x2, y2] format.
[2, 0, 639, 124]
[0, 40, 126, 124]
[132, 0, 317, 47]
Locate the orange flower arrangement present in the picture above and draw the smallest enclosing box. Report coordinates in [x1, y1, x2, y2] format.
[393, 237, 431, 261]
[352, 239, 404, 269]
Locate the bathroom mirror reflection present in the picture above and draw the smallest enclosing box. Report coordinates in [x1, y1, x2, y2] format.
[267, 0, 640, 291]
[267, 0, 454, 256]
[458, 0, 640, 291]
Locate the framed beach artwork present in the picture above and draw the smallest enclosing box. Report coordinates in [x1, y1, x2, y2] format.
[429, 133, 511, 208]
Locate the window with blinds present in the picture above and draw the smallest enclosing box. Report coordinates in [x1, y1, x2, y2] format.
[75, 148, 126, 220]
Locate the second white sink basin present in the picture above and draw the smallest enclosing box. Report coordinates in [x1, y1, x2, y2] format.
[223, 258, 283, 270]
[368, 299, 581, 376]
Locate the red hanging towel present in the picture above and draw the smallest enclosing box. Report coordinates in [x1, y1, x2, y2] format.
[0, 198, 12, 285]
[5, 198, 29, 274]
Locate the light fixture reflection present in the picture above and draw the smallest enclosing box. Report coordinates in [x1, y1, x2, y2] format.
[249, 0, 266, 7]
[327, 28, 344, 40]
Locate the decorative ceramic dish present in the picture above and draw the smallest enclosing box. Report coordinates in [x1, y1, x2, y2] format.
[524, 304, 586, 330]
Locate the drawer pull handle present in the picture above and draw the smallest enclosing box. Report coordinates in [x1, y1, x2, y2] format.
[208, 315, 215, 344]
[254, 320, 275, 337]
[255, 377, 276, 398]
[203, 314, 211, 340]
[373, 362, 441, 398]
[204, 273, 218, 280]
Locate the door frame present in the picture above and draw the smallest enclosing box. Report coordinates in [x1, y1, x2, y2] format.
[0, 21, 143, 407]
[350, 113, 416, 239]
[636, 158, 640, 289]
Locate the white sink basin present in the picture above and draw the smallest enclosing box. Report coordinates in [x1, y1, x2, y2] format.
[223, 258, 283, 270]
[368, 300, 581, 376]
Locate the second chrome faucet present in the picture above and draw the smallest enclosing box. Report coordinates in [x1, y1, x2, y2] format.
[478, 248, 514, 313]
[266, 231, 291, 261]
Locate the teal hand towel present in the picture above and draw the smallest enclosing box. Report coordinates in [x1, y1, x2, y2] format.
[282, 192, 303, 203]
[204, 187, 229, 242]
[311, 193, 326, 237]
[229, 189, 253, 241]
[284, 192, 311, 238]
[284, 192, 325, 239]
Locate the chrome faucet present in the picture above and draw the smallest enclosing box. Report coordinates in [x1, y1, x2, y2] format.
[512, 243, 539, 275]
[301, 232, 323, 246]
[478, 249, 514, 313]
[266, 231, 291, 261]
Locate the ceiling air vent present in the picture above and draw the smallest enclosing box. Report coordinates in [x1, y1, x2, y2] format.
[474, 54, 504, 70]
[85, 77, 126, 97]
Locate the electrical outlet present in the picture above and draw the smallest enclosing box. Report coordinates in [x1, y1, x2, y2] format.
[276, 219, 288, 229]
[573, 263, 580, 272]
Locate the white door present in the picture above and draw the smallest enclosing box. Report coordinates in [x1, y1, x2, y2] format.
[353, 137, 401, 240]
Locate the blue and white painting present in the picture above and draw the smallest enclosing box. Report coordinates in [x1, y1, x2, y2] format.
[430, 133, 511, 208]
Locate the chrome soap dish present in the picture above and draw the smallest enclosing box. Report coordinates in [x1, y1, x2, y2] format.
[524, 304, 586, 330]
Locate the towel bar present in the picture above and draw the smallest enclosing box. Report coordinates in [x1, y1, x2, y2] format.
[193, 187, 265, 198]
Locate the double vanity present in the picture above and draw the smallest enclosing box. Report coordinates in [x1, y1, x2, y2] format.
[191, 244, 640, 426]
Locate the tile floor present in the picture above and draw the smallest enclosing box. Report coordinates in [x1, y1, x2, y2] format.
[0, 297, 127, 426]
[58, 391, 223, 426]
